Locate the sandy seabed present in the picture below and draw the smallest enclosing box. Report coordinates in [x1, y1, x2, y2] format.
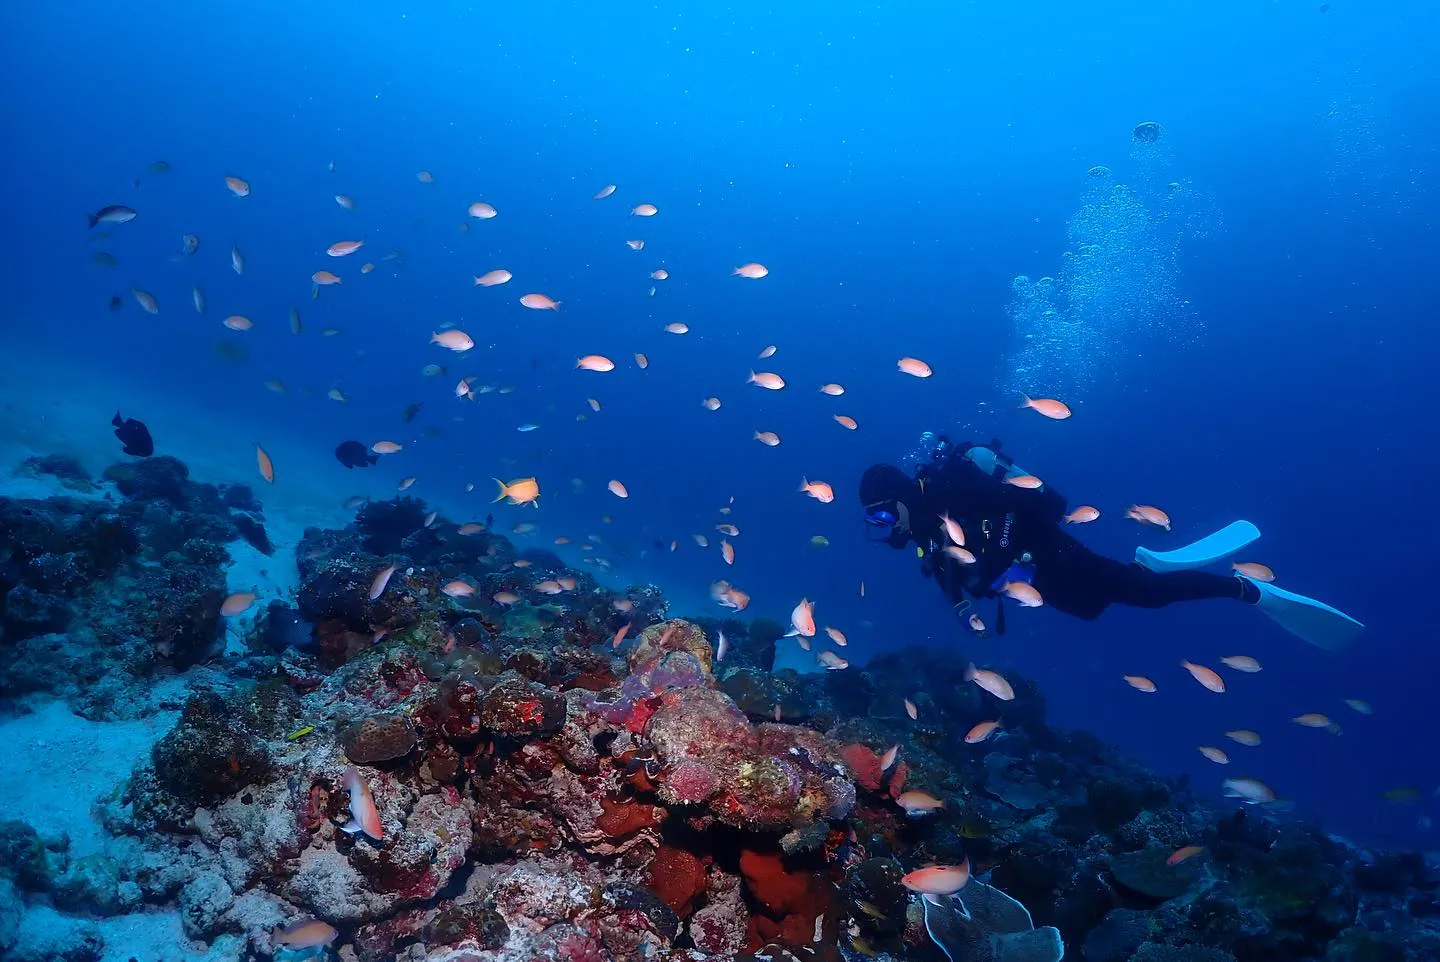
[0, 347, 363, 961]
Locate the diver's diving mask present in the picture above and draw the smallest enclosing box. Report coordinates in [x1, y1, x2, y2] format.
[864, 499, 910, 546]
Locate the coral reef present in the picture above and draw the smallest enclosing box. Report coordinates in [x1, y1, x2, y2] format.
[3, 449, 1439, 962]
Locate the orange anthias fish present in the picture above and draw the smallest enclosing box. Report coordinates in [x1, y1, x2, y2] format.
[965, 720, 1001, 744]
[749, 371, 785, 390]
[273, 918, 339, 950]
[1220, 655, 1262, 673]
[474, 269, 512, 287]
[733, 262, 768, 278]
[340, 766, 383, 841]
[327, 240, 364, 257]
[897, 357, 932, 377]
[1064, 505, 1100, 524]
[1020, 394, 1072, 419]
[1223, 777, 1276, 804]
[711, 580, 750, 611]
[800, 478, 834, 503]
[895, 791, 946, 817]
[788, 598, 816, 637]
[900, 859, 969, 894]
[431, 330, 474, 352]
[1127, 504, 1171, 530]
[1180, 659, 1225, 693]
[221, 592, 257, 616]
[577, 355, 615, 372]
[256, 444, 275, 484]
[940, 513, 966, 547]
[607, 480, 629, 499]
[1123, 675, 1157, 693]
[1166, 845, 1205, 866]
[1000, 581, 1043, 607]
[494, 477, 540, 506]
[520, 293, 560, 310]
[1232, 562, 1275, 582]
[369, 565, 397, 601]
[1292, 713, 1342, 734]
[904, 697, 918, 720]
[1198, 745, 1230, 765]
[965, 664, 1015, 701]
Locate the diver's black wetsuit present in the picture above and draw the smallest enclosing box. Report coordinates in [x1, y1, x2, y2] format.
[912, 444, 1253, 620]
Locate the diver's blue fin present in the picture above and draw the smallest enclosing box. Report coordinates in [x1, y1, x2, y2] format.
[1134, 520, 1260, 572]
[1250, 579, 1364, 650]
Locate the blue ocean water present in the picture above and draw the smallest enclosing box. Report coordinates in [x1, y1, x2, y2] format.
[2, 0, 1436, 854]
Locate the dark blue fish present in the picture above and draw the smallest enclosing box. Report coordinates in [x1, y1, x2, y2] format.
[88, 205, 137, 228]
[334, 440, 378, 469]
[111, 411, 153, 457]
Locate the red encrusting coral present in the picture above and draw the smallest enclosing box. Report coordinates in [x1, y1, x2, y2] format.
[645, 844, 710, 917]
[841, 742, 883, 792]
[595, 796, 666, 840]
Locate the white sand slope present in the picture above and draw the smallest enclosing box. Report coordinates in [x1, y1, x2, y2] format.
[0, 701, 177, 858]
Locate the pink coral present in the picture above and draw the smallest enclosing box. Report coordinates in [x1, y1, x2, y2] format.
[554, 929, 610, 962]
[659, 758, 720, 805]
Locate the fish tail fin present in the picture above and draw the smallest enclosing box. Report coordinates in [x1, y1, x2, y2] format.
[112, 411, 123, 427]
[1019, 393, 1032, 409]
[747, 370, 757, 384]
[492, 478, 508, 503]
[339, 820, 362, 834]
[87, 212, 100, 229]
[964, 662, 977, 683]
[799, 476, 809, 491]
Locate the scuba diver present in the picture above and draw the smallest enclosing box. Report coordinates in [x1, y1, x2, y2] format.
[859, 435, 1364, 649]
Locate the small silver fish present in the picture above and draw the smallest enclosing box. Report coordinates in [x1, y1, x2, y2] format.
[231, 243, 245, 275]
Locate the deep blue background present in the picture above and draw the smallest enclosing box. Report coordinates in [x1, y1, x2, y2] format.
[1, 1, 1436, 846]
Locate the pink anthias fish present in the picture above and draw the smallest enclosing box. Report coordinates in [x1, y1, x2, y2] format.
[340, 766, 383, 840]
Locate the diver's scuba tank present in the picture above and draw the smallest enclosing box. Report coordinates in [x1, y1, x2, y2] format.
[910, 431, 1032, 485]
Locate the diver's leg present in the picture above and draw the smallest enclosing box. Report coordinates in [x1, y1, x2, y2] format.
[1045, 537, 1254, 611]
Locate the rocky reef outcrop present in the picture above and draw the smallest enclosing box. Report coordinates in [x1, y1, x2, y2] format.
[3, 451, 1438, 962]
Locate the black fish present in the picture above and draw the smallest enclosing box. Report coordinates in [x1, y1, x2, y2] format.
[112, 411, 154, 457]
[335, 440, 378, 469]
[401, 402, 423, 423]
[88, 205, 137, 228]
